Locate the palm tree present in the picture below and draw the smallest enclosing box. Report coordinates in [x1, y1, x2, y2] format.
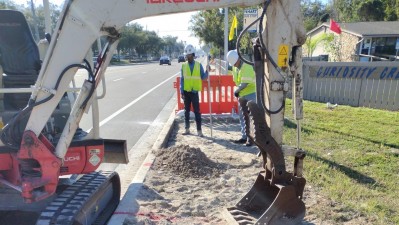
[304, 33, 334, 58]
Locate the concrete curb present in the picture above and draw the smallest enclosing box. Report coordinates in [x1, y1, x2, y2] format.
[107, 109, 176, 225]
[152, 110, 176, 150]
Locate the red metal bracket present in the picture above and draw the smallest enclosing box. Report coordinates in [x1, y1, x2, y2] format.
[17, 130, 61, 203]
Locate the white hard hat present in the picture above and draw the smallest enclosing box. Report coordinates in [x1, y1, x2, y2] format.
[184, 44, 195, 56]
[227, 50, 239, 66]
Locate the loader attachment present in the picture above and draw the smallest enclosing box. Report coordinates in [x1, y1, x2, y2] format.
[225, 100, 306, 225]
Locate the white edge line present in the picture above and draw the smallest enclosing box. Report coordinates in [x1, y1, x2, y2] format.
[86, 72, 178, 132]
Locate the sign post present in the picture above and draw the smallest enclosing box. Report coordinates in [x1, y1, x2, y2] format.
[203, 45, 213, 138]
[395, 38, 399, 61]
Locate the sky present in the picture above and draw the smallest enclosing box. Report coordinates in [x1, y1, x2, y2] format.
[12, 0, 331, 49]
[12, 0, 201, 48]
[135, 12, 200, 48]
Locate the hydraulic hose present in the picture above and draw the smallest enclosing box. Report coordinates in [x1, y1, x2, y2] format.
[0, 63, 94, 149]
[235, 0, 285, 115]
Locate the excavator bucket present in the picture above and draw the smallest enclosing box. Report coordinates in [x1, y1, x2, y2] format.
[226, 172, 305, 225]
[224, 100, 306, 225]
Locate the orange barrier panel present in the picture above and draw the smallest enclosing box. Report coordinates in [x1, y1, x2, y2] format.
[173, 75, 238, 114]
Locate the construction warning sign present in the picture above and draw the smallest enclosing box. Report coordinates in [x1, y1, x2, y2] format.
[277, 44, 289, 68]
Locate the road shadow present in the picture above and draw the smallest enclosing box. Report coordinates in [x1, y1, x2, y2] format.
[135, 184, 164, 201]
[308, 152, 380, 187]
[169, 117, 259, 155]
[284, 117, 313, 135]
[284, 117, 398, 149]
[307, 124, 399, 149]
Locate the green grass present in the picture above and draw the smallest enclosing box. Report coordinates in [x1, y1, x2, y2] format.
[283, 99, 399, 225]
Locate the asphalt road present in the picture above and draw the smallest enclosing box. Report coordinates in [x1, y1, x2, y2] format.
[78, 60, 184, 194]
[76, 60, 181, 151]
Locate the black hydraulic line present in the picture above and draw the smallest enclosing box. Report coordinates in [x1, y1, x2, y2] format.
[257, 0, 283, 76]
[1, 106, 32, 149]
[0, 63, 94, 149]
[83, 58, 94, 78]
[253, 38, 286, 115]
[56, 63, 95, 109]
[236, 0, 285, 115]
[236, 14, 261, 66]
[256, 0, 285, 115]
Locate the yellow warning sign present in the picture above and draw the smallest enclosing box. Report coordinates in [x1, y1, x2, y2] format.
[277, 44, 289, 68]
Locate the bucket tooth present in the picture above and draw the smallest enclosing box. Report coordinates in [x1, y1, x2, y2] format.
[223, 207, 256, 225]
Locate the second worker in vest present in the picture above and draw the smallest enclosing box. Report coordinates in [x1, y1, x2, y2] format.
[180, 44, 210, 137]
[227, 50, 256, 147]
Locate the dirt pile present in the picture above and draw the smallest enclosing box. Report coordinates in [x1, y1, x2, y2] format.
[153, 145, 225, 178]
[123, 118, 262, 225]
[123, 117, 371, 225]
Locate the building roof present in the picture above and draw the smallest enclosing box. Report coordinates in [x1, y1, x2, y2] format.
[308, 21, 399, 38]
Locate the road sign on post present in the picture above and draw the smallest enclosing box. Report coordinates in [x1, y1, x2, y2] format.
[243, 8, 259, 33]
[396, 38, 399, 61]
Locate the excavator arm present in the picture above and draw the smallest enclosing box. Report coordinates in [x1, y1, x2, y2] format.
[26, 1, 267, 156]
[0, 0, 306, 224]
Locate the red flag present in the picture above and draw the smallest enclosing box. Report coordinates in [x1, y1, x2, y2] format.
[330, 19, 342, 34]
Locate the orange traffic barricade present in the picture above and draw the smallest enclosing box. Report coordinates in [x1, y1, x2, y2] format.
[173, 75, 238, 114]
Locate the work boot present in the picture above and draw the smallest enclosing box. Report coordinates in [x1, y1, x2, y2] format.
[244, 139, 253, 147]
[231, 138, 246, 144]
[182, 128, 190, 135]
[197, 130, 204, 137]
[244, 141, 253, 147]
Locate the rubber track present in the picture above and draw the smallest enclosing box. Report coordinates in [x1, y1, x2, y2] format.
[36, 171, 118, 225]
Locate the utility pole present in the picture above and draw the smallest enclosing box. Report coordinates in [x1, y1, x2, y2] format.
[224, 7, 228, 63]
[29, 0, 40, 41]
[43, 0, 51, 34]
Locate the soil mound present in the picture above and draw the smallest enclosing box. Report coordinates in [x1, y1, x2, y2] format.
[153, 144, 225, 178]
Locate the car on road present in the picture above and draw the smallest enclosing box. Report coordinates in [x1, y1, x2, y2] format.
[160, 56, 171, 65]
[178, 55, 185, 63]
[111, 54, 120, 62]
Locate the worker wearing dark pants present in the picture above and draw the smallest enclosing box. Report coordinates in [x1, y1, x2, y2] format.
[183, 91, 201, 132]
[180, 44, 209, 137]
